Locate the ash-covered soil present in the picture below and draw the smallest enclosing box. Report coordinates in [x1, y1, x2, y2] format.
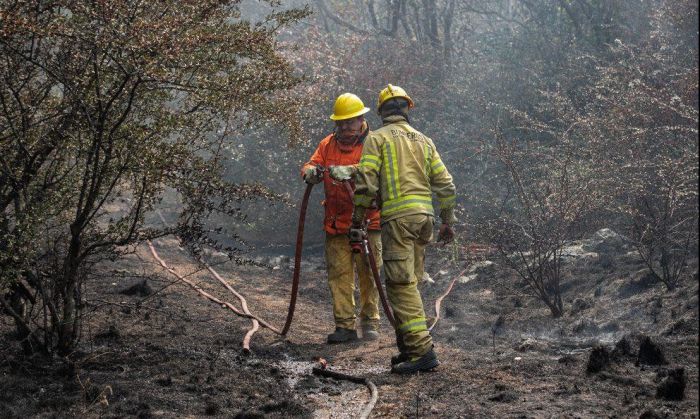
[1, 231, 698, 418]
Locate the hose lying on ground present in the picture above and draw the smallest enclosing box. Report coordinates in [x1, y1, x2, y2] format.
[148, 180, 317, 349]
[152, 210, 281, 351]
[312, 367, 378, 419]
[428, 243, 494, 331]
[204, 264, 263, 352]
[428, 264, 471, 332]
[147, 241, 281, 353]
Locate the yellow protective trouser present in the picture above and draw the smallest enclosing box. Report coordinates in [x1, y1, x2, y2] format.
[325, 231, 382, 330]
[382, 214, 434, 358]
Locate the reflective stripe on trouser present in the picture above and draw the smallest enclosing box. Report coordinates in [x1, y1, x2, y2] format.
[382, 214, 434, 358]
[325, 231, 382, 330]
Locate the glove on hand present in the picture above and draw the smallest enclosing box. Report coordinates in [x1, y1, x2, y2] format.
[437, 223, 455, 244]
[303, 166, 323, 184]
[439, 207, 457, 225]
[329, 165, 358, 181]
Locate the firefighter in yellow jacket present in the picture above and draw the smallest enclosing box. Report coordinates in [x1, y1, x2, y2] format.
[351, 84, 457, 374]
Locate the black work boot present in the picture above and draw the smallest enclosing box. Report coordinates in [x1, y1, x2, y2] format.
[391, 352, 409, 365]
[391, 333, 409, 364]
[391, 348, 439, 374]
[361, 325, 380, 341]
[327, 327, 358, 344]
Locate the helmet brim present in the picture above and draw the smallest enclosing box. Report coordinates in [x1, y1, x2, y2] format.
[329, 106, 371, 121]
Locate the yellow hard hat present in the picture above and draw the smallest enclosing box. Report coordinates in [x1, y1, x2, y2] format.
[329, 93, 370, 121]
[377, 84, 414, 111]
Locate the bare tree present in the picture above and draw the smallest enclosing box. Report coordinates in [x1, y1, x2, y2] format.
[482, 123, 607, 318]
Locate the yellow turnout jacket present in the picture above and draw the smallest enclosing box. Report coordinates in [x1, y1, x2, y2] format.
[354, 116, 456, 223]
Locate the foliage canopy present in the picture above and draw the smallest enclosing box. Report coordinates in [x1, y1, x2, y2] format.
[0, 0, 309, 354]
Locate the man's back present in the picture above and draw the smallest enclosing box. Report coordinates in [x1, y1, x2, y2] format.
[356, 115, 455, 222]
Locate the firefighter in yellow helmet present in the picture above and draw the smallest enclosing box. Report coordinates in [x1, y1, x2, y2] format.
[351, 84, 457, 373]
[301, 93, 383, 343]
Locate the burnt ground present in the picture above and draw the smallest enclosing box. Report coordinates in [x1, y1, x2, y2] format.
[1, 233, 698, 418]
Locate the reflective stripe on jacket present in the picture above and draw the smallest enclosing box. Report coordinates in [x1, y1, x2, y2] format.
[354, 116, 456, 222]
[301, 132, 381, 234]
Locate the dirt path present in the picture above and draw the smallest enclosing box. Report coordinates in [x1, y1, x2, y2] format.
[1, 234, 698, 418]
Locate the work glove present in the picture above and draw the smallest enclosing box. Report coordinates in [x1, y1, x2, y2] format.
[329, 165, 358, 181]
[437, 223, 455, 244]
[303, 166, 323, 184]
[439, 207, 457, 226]
[438, 207, 456, 244]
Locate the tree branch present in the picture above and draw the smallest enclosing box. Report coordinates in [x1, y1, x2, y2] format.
[315, 0, 369, 34]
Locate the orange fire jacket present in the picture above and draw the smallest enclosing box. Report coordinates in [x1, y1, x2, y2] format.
[301, 132, 380, 235]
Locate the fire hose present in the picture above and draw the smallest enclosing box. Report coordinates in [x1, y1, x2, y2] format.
[341, 181, 397, 328]
[283, 175, 397, 334]
[340, 182, 477, 333]
[147, 177, 476, 418]
[148, 178, 365, 345]
[280, 181, 313, 335]
[148, 180, 319, 350]
[152, 176, 467, 342]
